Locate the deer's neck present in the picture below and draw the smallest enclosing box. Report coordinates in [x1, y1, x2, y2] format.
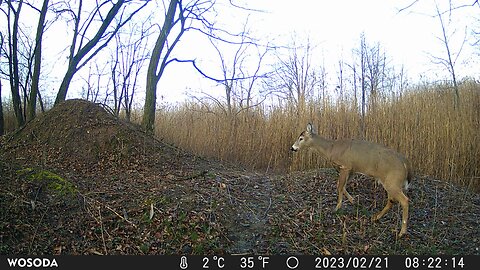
[311, 135, 334, 157]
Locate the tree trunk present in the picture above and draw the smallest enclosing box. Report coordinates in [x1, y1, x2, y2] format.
[55, 68, 76, 104]
[143, 75, 157, 133]
[0, 79, 4, 135]
[142, 0, 178, 133]
[9, 0, 25, 127]
[28, 0, 49, 121]
[452, 70, 460, 109]
[360, 49, 366, 138]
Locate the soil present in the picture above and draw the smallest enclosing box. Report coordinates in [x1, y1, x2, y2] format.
[1, 99, 478, 255]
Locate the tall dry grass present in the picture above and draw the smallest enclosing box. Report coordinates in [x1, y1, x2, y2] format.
[156, 82, 479, 191]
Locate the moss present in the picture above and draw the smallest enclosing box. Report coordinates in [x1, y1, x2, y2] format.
[17, 168, 77, 196]
[16, 167, 34, 175]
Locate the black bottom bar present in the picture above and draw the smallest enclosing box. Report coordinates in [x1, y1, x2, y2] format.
[1, 255, 478, 270]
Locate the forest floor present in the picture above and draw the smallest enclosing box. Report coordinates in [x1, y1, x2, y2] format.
[1, 99, 478, 255]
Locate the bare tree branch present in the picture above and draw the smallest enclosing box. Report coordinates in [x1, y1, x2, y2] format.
[55, 0, 149, 104]
[169, 58, 270, 83]
[397, 0, 420, 13]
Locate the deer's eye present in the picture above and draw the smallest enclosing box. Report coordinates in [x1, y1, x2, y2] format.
[299, 137, 304, 141]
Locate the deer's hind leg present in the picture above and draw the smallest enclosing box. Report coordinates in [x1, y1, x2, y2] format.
[373, 184, 409, 238]
[396, 191, 409, 238]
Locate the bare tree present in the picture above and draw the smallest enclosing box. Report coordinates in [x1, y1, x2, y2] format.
[345, 53, 358, 109]
[182, 24, 270, 160]
[335, 57, 346, 102]
[142, 0, 269, 132]
[1, 0, 49, 127]
[27, 0, 49, 121]
[110, 17, 151, 121]
[2, 0, 25, 127]
[365, 39, 390, 112]
[144, 0, 252, 132]
[350, 33, 368, 137]
[0, 33, 3, 135]
[351, 33, 391, 136]
[359, 34, 367, 136]
[267, 38, 319, 115]
[204, 21, 270, 117]
[239, 45, 270, 113]
[399, 0, 477, 109]
[316, 57, 328, 101]
[81, 61, 108, 103]
[54, 0, 148, 105]
[142, 0, 183, 132]
[428, 1, 467, 109]
[397, 64, 409, 95]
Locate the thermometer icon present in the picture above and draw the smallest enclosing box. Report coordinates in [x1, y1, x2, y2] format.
[180, 256, 188, 269]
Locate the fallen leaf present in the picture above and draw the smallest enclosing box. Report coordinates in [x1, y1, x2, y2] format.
[149, 203, 154, 220]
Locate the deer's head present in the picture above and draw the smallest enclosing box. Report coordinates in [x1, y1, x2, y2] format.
[291, 123, 316, 152]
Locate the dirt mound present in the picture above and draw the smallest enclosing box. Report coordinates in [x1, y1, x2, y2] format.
[0, 99, 261, 255]
[1, 99, 478, 255]
[2, 99, 183, 173]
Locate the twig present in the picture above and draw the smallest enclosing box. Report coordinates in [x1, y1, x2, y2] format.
[103, 204, 137, 228]
[81, 192, 137, 228]
[263, 197, 272, 219]
[29, 207, 48, 253]
[98, 208, 108, 255]
[226, 185, 235, 205]
[430, 186, 438, 237]
[289, 195, 301, 208]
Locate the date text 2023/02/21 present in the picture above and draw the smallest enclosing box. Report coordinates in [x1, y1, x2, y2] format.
[3, 255, 476, 270]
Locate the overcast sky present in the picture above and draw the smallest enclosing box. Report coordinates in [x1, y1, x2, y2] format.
[2, 0, 479, 104]
[158, 0, 479, 103]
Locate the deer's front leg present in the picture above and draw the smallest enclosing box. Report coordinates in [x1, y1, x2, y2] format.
[335, 168, 351, 211]
[344, 174, 354, 203]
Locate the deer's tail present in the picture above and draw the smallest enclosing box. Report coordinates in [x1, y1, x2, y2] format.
[404, 158, 414, 191]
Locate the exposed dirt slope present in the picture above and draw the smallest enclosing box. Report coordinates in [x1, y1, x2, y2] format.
[1, 99, 478, 255]
[0, 99, 269, 255]
[2, 99, 192, 173]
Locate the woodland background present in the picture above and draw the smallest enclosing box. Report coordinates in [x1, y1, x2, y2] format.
[1, 0, 479, 191]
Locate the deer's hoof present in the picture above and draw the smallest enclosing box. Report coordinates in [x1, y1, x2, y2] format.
[397, 229, 407, 239]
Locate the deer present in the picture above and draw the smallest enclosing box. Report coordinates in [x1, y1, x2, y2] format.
[291, 123, 413, 238]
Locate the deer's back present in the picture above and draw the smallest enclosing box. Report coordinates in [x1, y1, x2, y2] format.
[330, 139, 408, 179]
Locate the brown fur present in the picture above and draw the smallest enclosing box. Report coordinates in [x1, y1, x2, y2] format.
[291, 123, 413, 238]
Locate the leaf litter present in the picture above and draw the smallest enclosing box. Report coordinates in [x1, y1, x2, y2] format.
[0, 99, 478, 255]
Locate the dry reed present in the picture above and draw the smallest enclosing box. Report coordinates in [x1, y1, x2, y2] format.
[156, 82, 479, 191]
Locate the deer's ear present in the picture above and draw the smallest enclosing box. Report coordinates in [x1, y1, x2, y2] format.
[306, 123, 315, 134]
